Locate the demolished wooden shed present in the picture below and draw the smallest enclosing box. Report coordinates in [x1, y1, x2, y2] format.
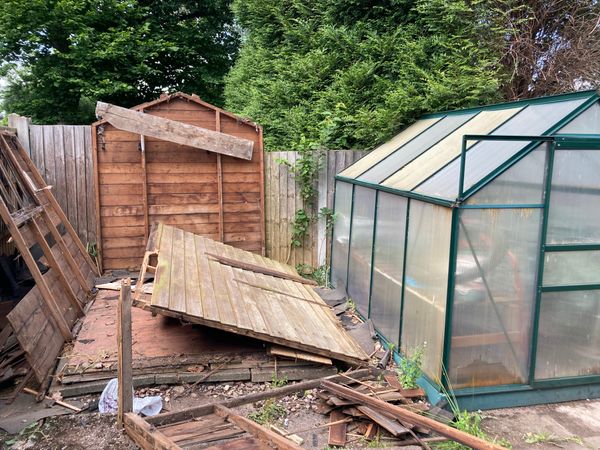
[92, 93, 265, 271]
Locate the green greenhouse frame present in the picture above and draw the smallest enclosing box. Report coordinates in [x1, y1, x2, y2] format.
[330, 90, 600, 409]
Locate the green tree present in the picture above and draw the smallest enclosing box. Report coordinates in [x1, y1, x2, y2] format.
[224, 0, 510, 150]
[0, 0, 239, 123]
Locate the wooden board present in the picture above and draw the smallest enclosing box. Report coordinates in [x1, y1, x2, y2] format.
[137, 223, 368, 366]
[96, 102, 254, 160]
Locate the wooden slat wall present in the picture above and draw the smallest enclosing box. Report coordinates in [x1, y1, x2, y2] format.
[96, 96, 265, 270]
[22, 122, 96, 245]
[264, 150, 366, 269]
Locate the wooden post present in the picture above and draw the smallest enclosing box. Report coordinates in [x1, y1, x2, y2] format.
[216, 111, 224, 242]
[140, 133, 149, 242]
[118, 278, 133, 427]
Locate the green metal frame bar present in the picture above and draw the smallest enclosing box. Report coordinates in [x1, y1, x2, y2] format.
[367, 190, 380, 318]
[343, 184, 356, 294]
[463, 94, 600, 200]
[541, 283, 600, 292]
[421, 90, 597, 119]
[461, 204, 544, 209]
[335, 175, 455, 208]
[545, 243, 600, 252]
[398, 198, 411, 347]
[529, 141, 556, 384]
[554, 134, 600, 149]
[441, 207, 459, 389]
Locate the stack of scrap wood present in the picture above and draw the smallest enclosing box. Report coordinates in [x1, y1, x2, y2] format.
[0, 326, 29, 389]
[316, 373, 439, 447]
[318, 376, 508, 450]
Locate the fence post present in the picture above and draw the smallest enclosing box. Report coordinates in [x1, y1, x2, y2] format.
[7, 114, 31, 156]
[316, 154, 328, 267]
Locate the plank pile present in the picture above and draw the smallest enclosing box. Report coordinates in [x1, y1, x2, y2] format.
[0, 326, 30, 390]
[315, 373, 443, 447]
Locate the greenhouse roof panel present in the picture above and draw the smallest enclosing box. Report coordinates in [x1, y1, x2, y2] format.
[382, 107, 522, 191]
[339, 117, 441, 179]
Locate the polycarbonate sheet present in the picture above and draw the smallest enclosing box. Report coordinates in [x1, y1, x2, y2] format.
[385, 108, 521, 191]
[535, 290, 600, 379]
[401, 201, 451, 380]
[464, 148, 546, 205]
[331, 182, 353, 290]
[369, 193, 408, 346]
[340, 118, 441, 179]
[358, 113, 475, 184]
[449, 208, 541, 388]
[417, 98, 589, 199]
[544, 251, 600, 286]
[560, 101, 600, 133]
[347, 187, 376, 316]
[547, 150, 600, 244]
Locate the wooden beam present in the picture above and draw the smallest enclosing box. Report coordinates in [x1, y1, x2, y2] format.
[216, 111, 224, 242]
[214, 404, 302, 450]
[29, 220, 85, 316]
[92, 124, 104, 272]
[0, 195, 72, 340]
[321, 381, 509, 450]
[124, 413, 180, 450]
[118, 278, 133, 427]
[140, 133, 149, 241]
[95, 102, 254, 160]
[204, 251, 317, 286]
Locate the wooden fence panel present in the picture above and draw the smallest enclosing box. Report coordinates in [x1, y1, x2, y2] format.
[265, 150, 366, 269]
[11, 117, 97, 245]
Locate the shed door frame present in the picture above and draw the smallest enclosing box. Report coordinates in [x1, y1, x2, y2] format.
[531, 136, 600, 387]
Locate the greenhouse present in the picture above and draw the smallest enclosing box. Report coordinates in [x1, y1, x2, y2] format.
[331, 90, 600, 409]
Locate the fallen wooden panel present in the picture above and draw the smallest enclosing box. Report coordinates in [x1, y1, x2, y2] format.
[268, 345, 332, 365]
[135, 223, 368, 366]
[0, 131, 95, 387]
[124, 404, 302, 450]
[96, 102, 254, 160]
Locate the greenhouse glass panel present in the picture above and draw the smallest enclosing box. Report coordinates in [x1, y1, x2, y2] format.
[347, 187, 377, 316]
[340, 118, 440, 179]
[559, 101, 600, 133]
[416, 98, 589, 198]
[449, 208, 541, 388]
[535, 291, 600, 379]
[331, 182, 353, 289]
[369, 193, 408, 346]
[358, 113, 475, 184]
[464, 148, 546, 205]
[401, 201, 451, 380]
[547, 150, 600, 244]
[543, 251, 600, 286]
[385, 108, 521, 191]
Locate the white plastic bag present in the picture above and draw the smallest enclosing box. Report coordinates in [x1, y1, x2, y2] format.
[99, 378, 162, 416]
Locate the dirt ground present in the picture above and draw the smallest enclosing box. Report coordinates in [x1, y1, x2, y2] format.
[2, 379, 600, 449]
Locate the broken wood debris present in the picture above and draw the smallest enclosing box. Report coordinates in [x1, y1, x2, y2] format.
[0, 130, 95, 398]
[319, 379, 509, 450]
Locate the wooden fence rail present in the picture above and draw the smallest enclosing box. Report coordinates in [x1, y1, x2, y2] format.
[8, 115, 365, 268]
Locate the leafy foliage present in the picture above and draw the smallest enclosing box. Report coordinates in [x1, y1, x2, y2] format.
[0, 0, 239, 123]
[397, 345, 424, 389]
[225, 0, 510, 150]
[248, 399, 286, 425]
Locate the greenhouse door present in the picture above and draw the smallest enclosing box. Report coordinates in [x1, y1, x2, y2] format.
[533, 137, 600, 383]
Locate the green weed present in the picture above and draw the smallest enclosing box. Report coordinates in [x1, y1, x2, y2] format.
[523, 431, 583, 446]
[270, 373, 288, 388]
[397, 345, 424, 389]
[248, 399, 286, 425]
